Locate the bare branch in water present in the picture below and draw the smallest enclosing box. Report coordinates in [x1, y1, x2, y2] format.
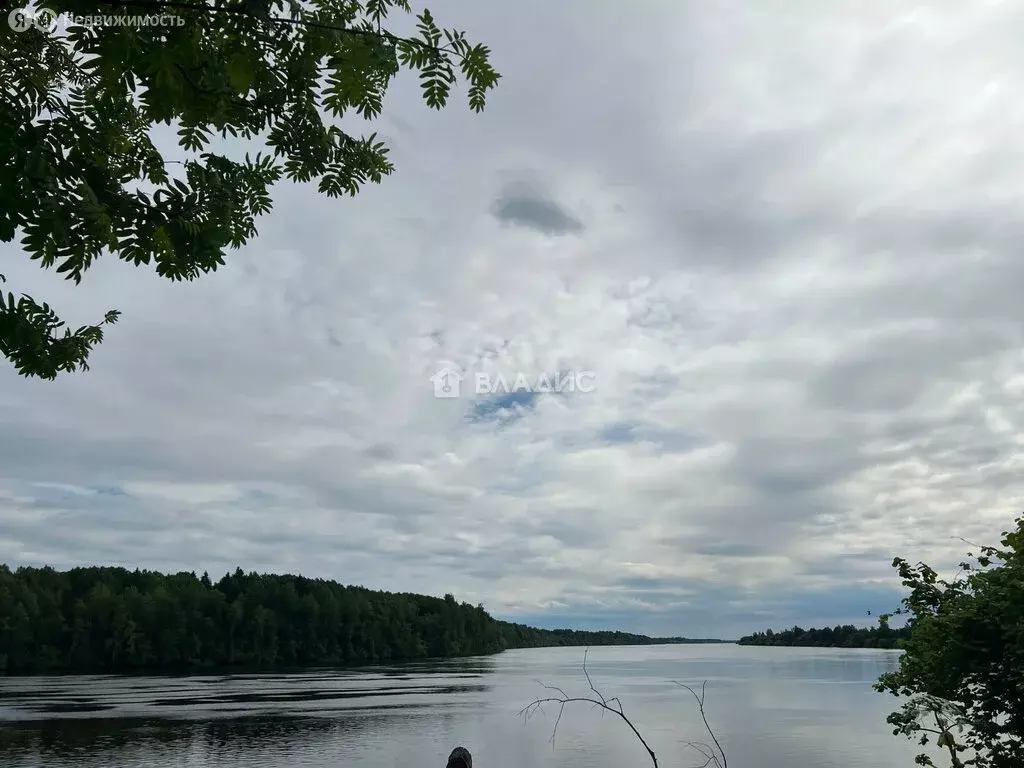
[519, 649, 728, 768]
[672, 680, 729, 768]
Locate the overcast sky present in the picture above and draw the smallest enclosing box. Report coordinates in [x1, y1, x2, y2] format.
[3, 0, 1024, 639]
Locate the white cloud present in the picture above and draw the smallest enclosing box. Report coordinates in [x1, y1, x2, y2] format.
[2, 0, 1023, 638]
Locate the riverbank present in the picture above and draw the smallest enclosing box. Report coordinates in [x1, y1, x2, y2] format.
[737, 624, 909, 649]
[0, 564, 726, 675]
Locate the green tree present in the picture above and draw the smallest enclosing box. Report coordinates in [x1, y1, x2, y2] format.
[0, 0, 499, 379]
[736, 623, 909, 648]
[0, 563, 697, 674]
[874, 516, 1024, 768]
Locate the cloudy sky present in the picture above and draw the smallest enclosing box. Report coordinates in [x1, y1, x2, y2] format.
[3, 0, 1024, 639]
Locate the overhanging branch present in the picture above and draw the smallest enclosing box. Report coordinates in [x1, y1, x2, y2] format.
[93, 0, 465, 58]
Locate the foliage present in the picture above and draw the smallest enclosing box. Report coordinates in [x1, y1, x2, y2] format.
[737, 622, 910, 649]
[498, 624, 724, 649]
[0, 564, 697, 674]
[0, 0, 500, 379]
[874, 516, 1024, 768]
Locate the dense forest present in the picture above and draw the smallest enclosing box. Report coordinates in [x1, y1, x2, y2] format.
[0, 565, 721, 674]
[737, 623, 911, 649]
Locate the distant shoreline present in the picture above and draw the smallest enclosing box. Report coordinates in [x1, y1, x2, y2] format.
[736, 624, 909, 649]
[1, 564, 729, 676]
[1, 643, 738, 678]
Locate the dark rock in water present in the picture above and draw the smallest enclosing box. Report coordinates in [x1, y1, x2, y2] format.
[447, 746, 472, 768]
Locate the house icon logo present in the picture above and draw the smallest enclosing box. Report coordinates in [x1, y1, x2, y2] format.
[431, 367, 463, 398]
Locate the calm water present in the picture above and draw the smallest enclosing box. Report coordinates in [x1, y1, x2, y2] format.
[0, 645, 922, 768]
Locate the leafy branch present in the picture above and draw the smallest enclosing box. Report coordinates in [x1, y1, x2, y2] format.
[93, 0, 501, 110]
[1, 0, 499, 379]
[0, 274, 121, 379]
[874, 518, 1024, 768]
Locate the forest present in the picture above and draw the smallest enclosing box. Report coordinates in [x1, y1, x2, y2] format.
[737, 622, 911, 648]
[0, 565, 720, 674]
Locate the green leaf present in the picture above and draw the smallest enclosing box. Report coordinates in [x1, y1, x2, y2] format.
[226, 54, 255, 94]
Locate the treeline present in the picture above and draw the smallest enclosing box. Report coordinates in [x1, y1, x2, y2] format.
[497, 624, 723, 648]
[737, 623, 911, 649]
[0, 565, 713, 674]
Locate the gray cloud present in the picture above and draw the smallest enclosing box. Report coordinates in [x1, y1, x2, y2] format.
[808, 325, 1018, 413]
[490, 185, 583, 236]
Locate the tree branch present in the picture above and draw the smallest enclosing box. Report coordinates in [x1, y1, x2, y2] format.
[94, 0, 465, 57]
[672, 681, 728, 768]
[519, 650, 728, 768]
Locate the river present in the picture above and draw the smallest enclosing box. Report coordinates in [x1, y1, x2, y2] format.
[0, 644, 923, 767]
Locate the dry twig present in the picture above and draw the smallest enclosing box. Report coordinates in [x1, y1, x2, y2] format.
[518, 649, 728, 768]
[672, 681, 728, 768]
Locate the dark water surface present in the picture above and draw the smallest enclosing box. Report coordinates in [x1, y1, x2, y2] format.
[0, 645, 921, 767]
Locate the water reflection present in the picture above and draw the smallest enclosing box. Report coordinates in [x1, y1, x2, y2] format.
[2, 714, 401, 762]
[0, 647, 922, 768]
[0, 658, 496, 721]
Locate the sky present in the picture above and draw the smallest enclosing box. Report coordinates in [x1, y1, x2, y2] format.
[3, 0, 1024, 640]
